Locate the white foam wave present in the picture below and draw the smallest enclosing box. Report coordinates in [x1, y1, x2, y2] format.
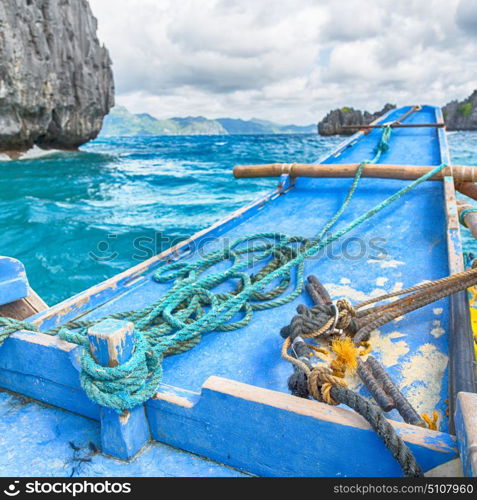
[0, 146, 70, 161]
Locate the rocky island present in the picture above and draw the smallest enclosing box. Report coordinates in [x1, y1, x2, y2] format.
[318, 104, 396, 136]
[318, 91, 477, 136]
[0, 0, 114, 158]
[443, 90, 477, 131]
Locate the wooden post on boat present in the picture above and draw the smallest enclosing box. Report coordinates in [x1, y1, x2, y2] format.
[87, 319, 150, 460]
[0, 256, 48, 321]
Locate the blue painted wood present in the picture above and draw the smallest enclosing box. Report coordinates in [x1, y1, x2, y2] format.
[0, 256, 29, 306]
[87, 319, 136, 368]
[441, 169, 476, 431]
[0, 331, 99, 419]
[87, 319, 150, 460]
[147, 377, 458, 477]
[0, 326, 458, 476]
[0, 390, 247, 477]
[455, 392, 477, 477]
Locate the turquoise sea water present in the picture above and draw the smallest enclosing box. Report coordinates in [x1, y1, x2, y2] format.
[1, 132, 476, 306]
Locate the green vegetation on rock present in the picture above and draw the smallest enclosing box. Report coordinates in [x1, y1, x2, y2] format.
[443, 90, 476, 131]
[458, 102, 472, 117]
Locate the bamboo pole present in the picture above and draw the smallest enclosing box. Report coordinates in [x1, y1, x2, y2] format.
[391, 105, 421, 125]
[233, 163, 477, 183]
[456, 182, 477, 201]
[458, 201, 477, 240]
[341, 123, 445, 130]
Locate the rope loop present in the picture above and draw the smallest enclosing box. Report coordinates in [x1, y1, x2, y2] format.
[336, 298, 356, 330]
[60, 328, 163, 413]
[308, 366, 346, 405]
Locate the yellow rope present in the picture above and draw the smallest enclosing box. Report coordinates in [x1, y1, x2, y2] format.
[330, 337, 360, 375]
[421, 411, 439, 431]
[359, 341, 373, 356]
[281, 337, 311, 375]
[307, 366, 346, 404]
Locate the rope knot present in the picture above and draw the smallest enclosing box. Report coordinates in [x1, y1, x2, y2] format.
[336, 298, 356, 330]
[61, 329, 163, 413]
[307, 365, 346, 405]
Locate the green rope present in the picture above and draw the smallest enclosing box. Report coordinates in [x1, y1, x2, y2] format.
[0, 126, 448, 412]
[0, 318, 37, 345]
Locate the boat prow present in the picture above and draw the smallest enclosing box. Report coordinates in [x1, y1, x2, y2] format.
[0, 105, 476, 477]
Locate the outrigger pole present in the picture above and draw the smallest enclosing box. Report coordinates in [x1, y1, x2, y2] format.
[341, 123, 445, 130]
[233, 162, 477, 183]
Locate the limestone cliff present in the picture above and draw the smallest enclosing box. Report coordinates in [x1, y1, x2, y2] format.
[443, 90, 477, 131]
[318, 104, 396, 136]
[0, 0, 114, 155]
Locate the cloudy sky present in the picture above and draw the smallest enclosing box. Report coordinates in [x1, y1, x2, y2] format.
[89, 0, 476, 125]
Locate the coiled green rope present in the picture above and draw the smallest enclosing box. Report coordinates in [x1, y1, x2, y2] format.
[0, 127, 448, 412]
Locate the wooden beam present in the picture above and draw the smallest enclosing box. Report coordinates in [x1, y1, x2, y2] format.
[392, 105, 421, 125]
[0, 288, 48, 320]
[443, 179, 475, 433]
[87, 319, 151, 460]
[147, 376, 458, 477]
[341, 123, 445, 130]
[455, 392, 477, 477]
[0, 328, 459, 476]
[233, 163, 477, 183]
[0, 256, 29, 306]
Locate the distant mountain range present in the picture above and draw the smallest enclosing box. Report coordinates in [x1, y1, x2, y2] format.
[100, 106, 316, 137]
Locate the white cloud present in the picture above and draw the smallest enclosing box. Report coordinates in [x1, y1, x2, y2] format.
[89, 0, 477, 124]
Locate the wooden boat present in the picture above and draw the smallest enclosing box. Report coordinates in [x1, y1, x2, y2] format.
[0, 105, 476, 477]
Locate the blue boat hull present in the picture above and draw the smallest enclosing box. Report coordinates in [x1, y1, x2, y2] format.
[0, 105, 474, 477]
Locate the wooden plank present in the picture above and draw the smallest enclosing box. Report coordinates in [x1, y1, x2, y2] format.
[146, 376, 457, 477]
[341, 123, 445, 129]
[0, 329, 99, 419]
[0, 288, 48, 320]
[87, 319, 151, 459]
[0, 326, 458, 476]
[435, 107, 451, 165]
[0, 256, 29, 307]
[444, 176, 463, 267]
[233, 163, 477, 182]
[443, 177, 477, 432]
[455, 392, 477, 477]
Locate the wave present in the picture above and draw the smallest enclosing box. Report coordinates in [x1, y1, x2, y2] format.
[0, 146, 71, 162]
